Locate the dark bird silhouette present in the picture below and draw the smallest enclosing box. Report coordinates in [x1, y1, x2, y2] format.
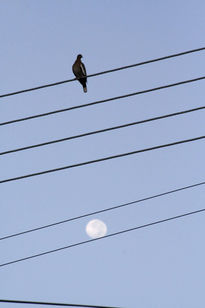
[72, 54, 87, 93]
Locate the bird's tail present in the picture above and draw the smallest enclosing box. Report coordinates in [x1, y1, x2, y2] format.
[83, 86, 87, 93]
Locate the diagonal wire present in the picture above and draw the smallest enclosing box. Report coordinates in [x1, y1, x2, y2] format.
[0, 208, 204, 268]
[0, 181, 204, 241]
[0, 47, 204, 98]
[1, 76, 205, 127]
[0, 299, 120, 308]
[0, 106, 204, 156]
[0, 136, 204, 184]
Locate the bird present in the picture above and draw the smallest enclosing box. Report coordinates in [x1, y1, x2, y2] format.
[72, 54, 87, 93]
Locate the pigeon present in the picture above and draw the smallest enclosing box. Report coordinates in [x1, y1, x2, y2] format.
[72, 54, 87, 93]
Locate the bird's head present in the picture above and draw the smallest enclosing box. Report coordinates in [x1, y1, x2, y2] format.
[77, 54, 83, 59]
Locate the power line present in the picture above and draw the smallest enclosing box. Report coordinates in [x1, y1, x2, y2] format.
[0, 299, 119, 308]
[0, 208, 204, 268]
[0, 181, 204, 241]
[1, 106, 204, 156]
[1, 76, 205, 127]
[0, 136, 204, 184]
[0, 47, 204, 98]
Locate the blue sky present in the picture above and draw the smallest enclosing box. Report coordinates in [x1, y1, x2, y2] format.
[0, 1, 205, 307]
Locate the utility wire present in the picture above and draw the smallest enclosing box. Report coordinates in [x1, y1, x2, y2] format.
[1, 106, 204, 156]
[0, 208, 204, 268]
[0, 47, 204, 98]
[0, 136, 204, 184]
[0, 299, 119, 308]
[0, 181, 204, 241]
[1, 76, 205, 127]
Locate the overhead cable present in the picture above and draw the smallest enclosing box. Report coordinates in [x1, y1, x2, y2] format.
[1, 106, 204, 156]
[0, 136, 204, 185]
[0, 208, 204, 268]
[1, 181, 204, 241]
[1, 76, 205, 127]
[0, 47, 204, 98]
[0, 299, 119, 308]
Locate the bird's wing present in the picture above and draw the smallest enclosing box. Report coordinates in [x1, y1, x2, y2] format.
[80, 62, 87, 76]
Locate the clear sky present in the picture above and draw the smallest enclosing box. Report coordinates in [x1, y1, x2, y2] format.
[0, 1, 205, 307]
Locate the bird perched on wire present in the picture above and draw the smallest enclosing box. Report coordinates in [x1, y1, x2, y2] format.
[72, 54, 87, 93]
